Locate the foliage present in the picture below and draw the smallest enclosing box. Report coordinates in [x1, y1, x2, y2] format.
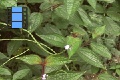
[0, 0, 120, 80]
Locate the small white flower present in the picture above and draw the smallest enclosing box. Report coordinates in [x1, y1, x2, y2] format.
[65, 45, 70, 50]
[42, 74, 48, 80]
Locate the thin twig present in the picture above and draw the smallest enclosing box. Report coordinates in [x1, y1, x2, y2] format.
[0, 38, 57, 54]
[65, 64, 69, 71]
[0, 39, 34, 42]
[0, 49, 29, 67]
[22, 29, 54, 55]
[0, 22, 58, 55]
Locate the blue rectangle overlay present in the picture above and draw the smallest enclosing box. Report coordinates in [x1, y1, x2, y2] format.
[12, 22, 22, 28]
[7, 7, 27, 29]
[12, 7, 22, 12]
[12, 13, 22, 21]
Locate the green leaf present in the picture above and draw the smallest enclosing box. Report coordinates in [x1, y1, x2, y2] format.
[73, 25, 89, 41]
[16, 54, 42, 65]
[77, 48, 104, 68]
[36, 23, 62, 35]
[73, 25, 87, 36]
[0, 52, 8, 59]
[104, 17, 120, 36]
[47, 71, 85, 80]
[36, 34, 66, 47]
[7, 40, 22, 57]
[87, 0, 97, 9]
[27, 41, 49, 57]
[0, 76, 11, 80]
[0, 77, 5, 80]
[90, 42, 111, 59]
[28, 12, 43, 33]
[107, 11, 120, 22]
[66, 36, 82, 58]
[45, 55, 71, 66]
[53, 17, 69, 29]
[78, 7, 92, 27]
[40, 2, 51, 11]
[55, 5, 69, 19]
[0, 67, 11, 75]
[45, 65, 62, 73]
[98, 72, 117, 80]
[104, 38, 116, 49]
[95, 3, 105, 13]
[44, 24, 62, 35]
[107, 7, 120, 13]
[91, 66, 99, 73]
[17, 0, 44, 3]
[64, 0, 80, 19]
[13, 69, 30, 80]
[32, 77, 41, 80]
[92, 26, 105, 39]
[0, 0, 17, 9]
[30, 65, 41, 77]
[55, 0, 80, 19]
[69, 12, 84, 25]
[110, 64, 120, 69]
[98, 0, 115, 3]
[89, 12, 103, 24]
[111, 48, 120, 56]
[116, 69, 120, 76]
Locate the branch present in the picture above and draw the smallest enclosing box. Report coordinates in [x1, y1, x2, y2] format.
[0, 49, 29, 67]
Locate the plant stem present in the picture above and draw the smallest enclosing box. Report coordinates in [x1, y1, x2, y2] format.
[39, 42, 57, 54]
[65, 64, 69, 71]
[22, 29, 56, 55]
[58, 50, 66, 54]
[0, 39, 34, 42]
[0, 38, 57, 54]
[0, 22, 57, 54]
[0, 49, 29, 67]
